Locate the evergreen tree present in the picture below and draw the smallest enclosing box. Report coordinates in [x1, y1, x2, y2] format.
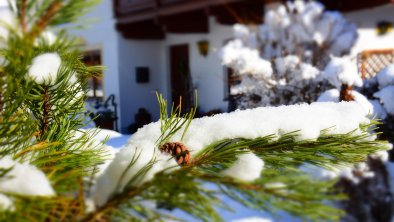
[0, 1, 391, 221]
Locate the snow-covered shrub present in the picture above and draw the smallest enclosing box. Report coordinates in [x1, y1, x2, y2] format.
[219, 1, 357, 109]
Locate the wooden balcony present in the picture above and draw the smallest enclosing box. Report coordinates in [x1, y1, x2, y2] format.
[112, 0, 394, 39]
[113, 0, 266, 39]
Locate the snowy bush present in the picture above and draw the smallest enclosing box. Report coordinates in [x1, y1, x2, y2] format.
[219, 1, 358, 109]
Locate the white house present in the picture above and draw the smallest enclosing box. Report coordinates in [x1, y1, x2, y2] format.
[70, 0, 394, 133]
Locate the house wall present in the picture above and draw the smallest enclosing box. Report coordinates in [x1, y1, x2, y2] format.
[344, 4, 394, 56]
[117, 17, 234, 133]
[66, 0, 236, 133]
[68, 0, 121, 130]
[162, 17, 232, 115]
[70, 1, 394, 133]
[117, 38, 164, 132]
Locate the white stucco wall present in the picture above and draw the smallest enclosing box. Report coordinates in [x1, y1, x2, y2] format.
[71, 1, 394, 133]
[68, 0, 121, 129]
[344, 4, 394, 56]
[162, 17, 232, 114]
[117, 17, 234, 133]
[117, 38, 164, 132]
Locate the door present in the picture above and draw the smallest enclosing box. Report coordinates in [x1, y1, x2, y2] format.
[170, 44, 193, 112]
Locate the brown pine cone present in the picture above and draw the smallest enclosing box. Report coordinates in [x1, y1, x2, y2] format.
[160, 142, 191, 166]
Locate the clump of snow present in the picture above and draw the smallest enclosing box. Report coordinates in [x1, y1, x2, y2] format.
[0, 194, 13, 211]
[258, 1, 357, 60]
[275, 55, 300, 77]
[317, 89, 340, 102]
[70, 129, 120, 176]
[230, 54, 324, 108]
[95, 144, 119, 177]
[35, 30, 57, 46]
[264, 182, 286, 189]
[28, 53, 61, 85]
[301, 161, 376, 184]
[336, 162, 375, 184]
[317, 89, 381, 118]
[95, 102, 371, 206]
[373, 85, 394, 115]
[179, 102, 369, 151]
[0, 7, 16, 45]
[375, 64, 394, 89]
[223, 152, 264, 182]
[322, 57, 362, 88]
[0, 7, 16, 65]
[296, 63, 320, 80]
[233, 24, 250, 40]
[84, 198, 96, 213]
[233, 24, 257, 48]
[351, 91, 374, 116]
[94, 121, 178, 206]
[218, 39, 273, 77]
[0, 155, 55, 196]
[370, 150, 390, 162]
[91, 128, 123, 142]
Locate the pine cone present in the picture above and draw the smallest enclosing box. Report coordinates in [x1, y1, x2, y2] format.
[160, 142, 190, 166]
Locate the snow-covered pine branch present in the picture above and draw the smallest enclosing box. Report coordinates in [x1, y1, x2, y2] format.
[92, 101, 389, 221]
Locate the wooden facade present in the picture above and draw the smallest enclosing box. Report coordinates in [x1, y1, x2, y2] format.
[113, 0, 394, 40]
[113, 0, 266, 39]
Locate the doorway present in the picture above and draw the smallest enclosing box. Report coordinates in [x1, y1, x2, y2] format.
[170, 44, 194, 112]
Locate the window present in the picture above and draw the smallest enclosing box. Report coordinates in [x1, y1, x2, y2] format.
[82, 50, 104, 101]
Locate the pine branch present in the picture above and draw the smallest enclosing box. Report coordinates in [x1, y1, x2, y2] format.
[29, 0, 63, 40]
[82, 184, 150, 222]
[19, 0, 27, 33]
[156, 92, 197, 146]
[40, 85, 51, 140]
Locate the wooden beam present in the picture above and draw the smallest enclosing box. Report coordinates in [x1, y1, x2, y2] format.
[157, 9, 209, 33]
[114, 0, 266, 39]
[116, 20, 165, 40]
[210, 0, 264, 25]
[115, 0, 260, 23]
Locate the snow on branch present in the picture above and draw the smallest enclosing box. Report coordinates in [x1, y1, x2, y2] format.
[94, 101, 374, 206]
[0, 155, 55, 211]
